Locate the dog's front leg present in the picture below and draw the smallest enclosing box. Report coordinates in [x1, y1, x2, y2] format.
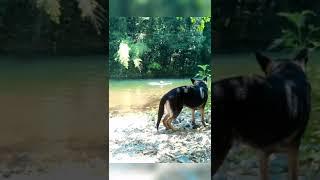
[259, 151, 270, 180]
[288, 147, 298, 180]
[191, 109, 196, 128]
[200, 107, 206, 127]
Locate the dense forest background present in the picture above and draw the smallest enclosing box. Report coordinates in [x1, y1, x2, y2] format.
[109, 17, 211, 79]
[213, 0, 320, 52]
[109, 0, 211, 16]
[0, 0, 106, 55]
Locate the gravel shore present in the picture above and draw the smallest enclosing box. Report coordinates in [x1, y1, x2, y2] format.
[109, 108, 211, 163]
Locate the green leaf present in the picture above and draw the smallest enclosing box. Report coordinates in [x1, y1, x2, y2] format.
[267, 38, 284, 50]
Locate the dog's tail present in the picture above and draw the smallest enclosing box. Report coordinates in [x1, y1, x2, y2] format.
[156, 97, 166, 130]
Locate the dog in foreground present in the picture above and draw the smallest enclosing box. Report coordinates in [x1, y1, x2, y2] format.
[156, 77, 208, 131]
[212, 49, 311, 180]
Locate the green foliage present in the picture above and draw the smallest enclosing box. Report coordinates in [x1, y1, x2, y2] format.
[195, 64, 211, 79]
[114, 37, 149, 71]
[35, 0, 105, 34]
[133, 58, 142, 71]
[115, 41, 131, 69]
[109, 0, 211, 16]
[269, 10, 320, 50]
[109, 17, 211, 79]
[148, 62, 161, 71]
[36, 0, 61, 24]
[130, 42, 149, 58]
[299, 60, 320, 167]
[212, 1, 320, 51]
[190, 17, 211, 32]
[77, 0, 105, 34]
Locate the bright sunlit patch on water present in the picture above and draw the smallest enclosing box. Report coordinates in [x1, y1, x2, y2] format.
[148, 80, 172, 86]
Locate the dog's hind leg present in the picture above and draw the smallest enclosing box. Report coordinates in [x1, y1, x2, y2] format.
[288, 146, 298, 180]
[163, 101, 175, 130]
[167, 105, 183, 131]
[166, 116, 177, 131]
[162, 114, 170, 130]
[259, 151, 270, 180]
[200, 107, 207, 127]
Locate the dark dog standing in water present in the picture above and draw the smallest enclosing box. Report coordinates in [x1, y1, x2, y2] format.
[212, 49, 311, 180]
[156, 77, 208, 131]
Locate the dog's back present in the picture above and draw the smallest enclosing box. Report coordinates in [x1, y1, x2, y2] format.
[213, 73, 311, 147]
[212, 49, 311, 177]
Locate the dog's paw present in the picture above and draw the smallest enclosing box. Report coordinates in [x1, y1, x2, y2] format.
[171, 127, 177, 131]
[192, 124, 200, 129]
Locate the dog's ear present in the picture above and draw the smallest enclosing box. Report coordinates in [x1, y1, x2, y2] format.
[255, 52, 272, 74]
[203, 77, 207, 82]
[191, 78, 195, 84]
[294, 48, 308, 65]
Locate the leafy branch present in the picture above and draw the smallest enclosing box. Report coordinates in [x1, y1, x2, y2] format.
[269, 10, 320, 50]
[195, 64, 211, 79]
[35, 0, 106, 34]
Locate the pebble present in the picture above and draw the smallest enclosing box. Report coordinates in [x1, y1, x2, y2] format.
[177, 156, 193, 163]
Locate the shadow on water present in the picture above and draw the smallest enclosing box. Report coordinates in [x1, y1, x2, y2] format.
[0, 56, 106, 162]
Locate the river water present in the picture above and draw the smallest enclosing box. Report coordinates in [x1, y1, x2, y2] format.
[109, 79, 191, 114]
[0, 55, 106, 158]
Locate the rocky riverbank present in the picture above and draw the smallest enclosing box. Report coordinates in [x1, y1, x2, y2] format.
[109, 108, 211, 163]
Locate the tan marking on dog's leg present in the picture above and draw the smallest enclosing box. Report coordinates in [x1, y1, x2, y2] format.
[288, 147, 298, 180]
[163, 100, 173, 130]
[162, 114, 170, 130]
[259, 151, 269, 180]
[164, 100, 171, 114]
[167, 117, 177, 131]
[200, 107, 206, 127]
